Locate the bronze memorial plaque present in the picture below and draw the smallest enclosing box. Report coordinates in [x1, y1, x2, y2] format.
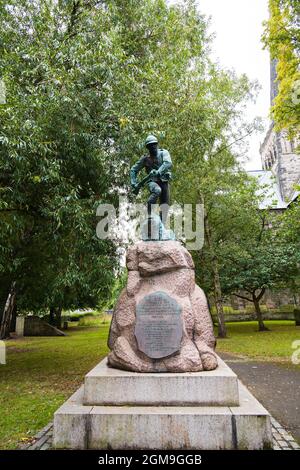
[135, 291, 183, 359]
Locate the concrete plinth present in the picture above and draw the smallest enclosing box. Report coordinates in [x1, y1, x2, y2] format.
[89, 405, 233, 450]
[83, 356, 239, 406]
[53, 354, 273, 450]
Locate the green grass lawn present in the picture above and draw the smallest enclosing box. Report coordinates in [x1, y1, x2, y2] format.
[0, 325, 110, 449]
[215, 321, 300, 361]
[0, 320, 299, 449]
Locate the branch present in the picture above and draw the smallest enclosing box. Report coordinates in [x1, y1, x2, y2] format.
[66, 1, 82, 39]
[210, 127, 256, 160]
[256, 286, 266, 301]
[232, 292, 253, 302]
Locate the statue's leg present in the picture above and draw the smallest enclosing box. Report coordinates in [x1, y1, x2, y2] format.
[147, 182, 161, 237]
[147, 181, 161, 216]
[159, 182, 170, 226]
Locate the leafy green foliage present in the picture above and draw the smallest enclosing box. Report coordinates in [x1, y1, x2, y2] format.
[219, 208, 300, 330]
[262, 0, 300, 137]
[1, 0, 295, 332]
[0, 0, 210, 314]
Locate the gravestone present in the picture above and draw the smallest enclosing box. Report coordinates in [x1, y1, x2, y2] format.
[135, 291, 182, 359]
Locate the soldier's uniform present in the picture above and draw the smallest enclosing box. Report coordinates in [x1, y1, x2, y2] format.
[130, 139, 172, 224]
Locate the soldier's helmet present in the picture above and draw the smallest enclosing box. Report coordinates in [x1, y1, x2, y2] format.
[145, 134, 158, 147]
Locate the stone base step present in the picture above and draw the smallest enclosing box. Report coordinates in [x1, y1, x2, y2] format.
[54, 381, 273, 450]
[83, 356, 239, 407]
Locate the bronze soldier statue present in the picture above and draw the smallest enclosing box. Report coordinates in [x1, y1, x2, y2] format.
[130, 134, 172, 225]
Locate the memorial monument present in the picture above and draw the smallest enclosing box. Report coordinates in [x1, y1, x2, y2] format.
[53, 135, 273, 449]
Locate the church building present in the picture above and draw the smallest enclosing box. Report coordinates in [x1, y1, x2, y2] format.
[249, 60, 300, 210]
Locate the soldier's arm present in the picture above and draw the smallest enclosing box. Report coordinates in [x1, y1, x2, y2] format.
[130, 156, 146, 186]
[157, 150, 172, 176]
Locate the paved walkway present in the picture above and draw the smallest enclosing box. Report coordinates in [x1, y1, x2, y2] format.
[271, 417, 300, 450]
[219, 352, 300, 446]
[19, 422, 53, 450]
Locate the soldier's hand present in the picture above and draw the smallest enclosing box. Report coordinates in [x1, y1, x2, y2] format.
[149, 169, 158, 177]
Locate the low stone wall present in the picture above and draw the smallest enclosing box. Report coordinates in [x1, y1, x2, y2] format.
[16, 316, 66, 336]
[211, 312, 296, 323]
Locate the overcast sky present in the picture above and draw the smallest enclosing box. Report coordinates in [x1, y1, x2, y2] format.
[170, 0, 271, 170]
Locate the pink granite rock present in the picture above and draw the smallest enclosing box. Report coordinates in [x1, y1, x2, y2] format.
[135, 240, 194, 276]
[107, 241, 218, 372]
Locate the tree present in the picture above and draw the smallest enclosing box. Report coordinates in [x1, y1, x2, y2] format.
[0, 0, 275, 342]
[262, 0, 300, 138]
[271, 194, 300, 304]
[220, 210, 300, 331]
[277, 194, 300, 243]
[186, 170, 261, 338]
[158, 60, 262, 337]
[0, 0, 215, 336]
[0, 282, 16, 339]
[0, 0, 127, 335]
[110, 2, 263, 339]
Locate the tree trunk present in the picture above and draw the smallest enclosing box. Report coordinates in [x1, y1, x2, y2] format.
[253, 294, 269, 331]
[0, 282, 17, 339]
[55, 307, 62, 329]
[207, 297, 217, 326]
[293, 293, 298, 306]
[213, 282, 227, 338]
[49, 307, 56, 326]
[204, 215, 227, 338]
[10, 302, 17, 333]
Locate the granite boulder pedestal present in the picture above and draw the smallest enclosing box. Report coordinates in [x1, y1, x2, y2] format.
[53, 240, 273, 450]
[107, 240, 218, 373]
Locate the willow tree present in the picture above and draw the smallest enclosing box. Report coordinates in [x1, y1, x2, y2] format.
[0, 0, 213, 335]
